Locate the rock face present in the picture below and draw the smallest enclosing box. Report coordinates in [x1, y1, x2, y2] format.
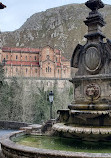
[1, 3, 111, 59]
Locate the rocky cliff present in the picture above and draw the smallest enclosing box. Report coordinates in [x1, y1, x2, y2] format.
[1, 3, 111, 59]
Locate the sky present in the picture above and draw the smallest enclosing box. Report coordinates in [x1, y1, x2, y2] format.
[0, 0, 111, 32]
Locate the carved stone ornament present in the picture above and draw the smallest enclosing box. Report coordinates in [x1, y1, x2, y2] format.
[85, 83, 101, 100]
[84, 47, 101, 73]
[85, 0, 104, 11]
[83, 44, 103, 74]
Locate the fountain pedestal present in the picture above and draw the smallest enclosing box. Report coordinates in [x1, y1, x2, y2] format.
[53, 0, 111, 141]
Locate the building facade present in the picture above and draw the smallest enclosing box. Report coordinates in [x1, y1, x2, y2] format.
[0, 46, 71, 78]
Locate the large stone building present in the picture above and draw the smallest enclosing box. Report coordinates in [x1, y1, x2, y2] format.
[0, 45, 71, 78]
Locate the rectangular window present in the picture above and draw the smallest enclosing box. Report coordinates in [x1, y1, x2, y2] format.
[16, 55, 18, 60]
[48, 66, 50, 72]
[26, 68, 28, 73]
[35, 56, 37, 60]
[6, 55, 8, 59]
[35, 68, 37, 73]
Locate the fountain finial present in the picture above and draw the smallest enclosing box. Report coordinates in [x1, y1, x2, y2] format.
[85, 0, 104, 11]
[0, 2, 6, 9]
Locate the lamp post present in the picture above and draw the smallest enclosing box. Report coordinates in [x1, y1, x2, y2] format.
[49, 91, 54, 120]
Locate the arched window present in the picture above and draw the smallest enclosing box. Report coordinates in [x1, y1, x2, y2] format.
[46, 68, 47, 72]
[58, 69, 59, 74]
[48, 66, 50, 72]
[16, 55, 18, 60]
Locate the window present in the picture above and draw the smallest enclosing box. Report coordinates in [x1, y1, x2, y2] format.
[58, 69, 59, 74]
[35, 68, 37, 73]
[26, 68, 28, 73]
[48, 66, 50, 72]
[64, 70, 66, 74]
[56, 57, 57, 62]
[35, 56, 37, 60]
[46, 67, 51, 73]
[6, 55, 8, 59]
[16, 68, 18, 72]
[16, 55, 18, 60]
[25, 56, 27, 61]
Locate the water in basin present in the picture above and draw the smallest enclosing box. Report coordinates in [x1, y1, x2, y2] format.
[13, 135, 111, 153]
[0, 129, 17, 137]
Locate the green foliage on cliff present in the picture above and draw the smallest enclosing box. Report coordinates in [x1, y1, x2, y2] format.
[8, 77, 23, 121]
[0, 68, 73, 123]
[0, 74, 23, 121]
[32, 87, 50, 123]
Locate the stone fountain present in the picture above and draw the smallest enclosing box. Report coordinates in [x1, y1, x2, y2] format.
[53, 0, 111, 141]
[2, 1, 111, 157]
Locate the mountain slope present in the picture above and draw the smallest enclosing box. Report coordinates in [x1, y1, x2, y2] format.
[1, 3, 111, 59]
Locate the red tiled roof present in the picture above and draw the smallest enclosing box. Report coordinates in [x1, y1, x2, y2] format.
[2, 47, 40, 53]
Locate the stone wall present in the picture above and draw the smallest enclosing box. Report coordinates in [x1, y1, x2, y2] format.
[0, 121, 30, 129]
[5, 77, 72, 92]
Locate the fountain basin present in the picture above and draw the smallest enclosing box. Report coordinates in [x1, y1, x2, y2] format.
[53, 123, 111, 141]
[1, 131, 111, 158]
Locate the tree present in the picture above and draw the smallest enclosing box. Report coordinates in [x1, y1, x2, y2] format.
[0, 65, 10, 120]
[32, 86, 50, 123]
[8, 77, 23, 121]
